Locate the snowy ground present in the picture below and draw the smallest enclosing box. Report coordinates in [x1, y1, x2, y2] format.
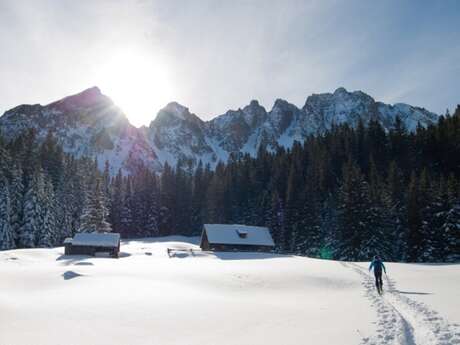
[0, 237, 459, 345]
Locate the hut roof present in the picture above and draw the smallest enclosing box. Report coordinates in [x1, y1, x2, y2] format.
[203, 224, 275, 247]
[70, 232, 120, 248]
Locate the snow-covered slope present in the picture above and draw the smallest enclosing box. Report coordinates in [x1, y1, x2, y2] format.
[0, 87, 160, 174]
[0, 238, 458, 345]
[0, 87, 438, 172]
[145, 102, 217, 167]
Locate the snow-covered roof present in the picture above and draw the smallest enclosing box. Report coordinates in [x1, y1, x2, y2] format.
[70, 232, 120, 248]
[203, 224, 275, 247]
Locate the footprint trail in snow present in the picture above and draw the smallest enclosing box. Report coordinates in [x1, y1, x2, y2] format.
[343, 262, 460, 345]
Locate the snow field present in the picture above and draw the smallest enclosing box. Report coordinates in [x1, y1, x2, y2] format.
[350, 262, 460, 345]
[0, 237, 459, 345]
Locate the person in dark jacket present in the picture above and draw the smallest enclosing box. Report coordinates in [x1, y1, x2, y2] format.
[369, 255, 386, 293]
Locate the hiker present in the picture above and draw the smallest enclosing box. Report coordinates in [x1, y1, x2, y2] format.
[369, 255, 386, 294]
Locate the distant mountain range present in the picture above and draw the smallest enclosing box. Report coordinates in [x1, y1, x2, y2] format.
[0, 87, 438, 174]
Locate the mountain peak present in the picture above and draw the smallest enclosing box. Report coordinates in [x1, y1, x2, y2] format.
[242, 99, 266, 114]
[81, 86, 102, 96]
[152, 102, 205, 129]
[47, 86, 111, 111]
[273, 98, 291, 108]
[157, 102, 190, 121]
[163, 102, 189, 116]
[334, 87, 348, 95]
[0, 87, 439, 174]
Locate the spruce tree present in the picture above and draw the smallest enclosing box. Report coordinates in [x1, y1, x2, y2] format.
[159, 162, 176, 235]
[442, 200, 460, 262]
[406, 172, 422, 262]
[79, 178, 112, 233]
[191, 161, 206, 234]
[19, 168, 45, 248]
[266, 192, 285, 251]
[119, 177, 134, 237]
[109, 169, 124, 233]
[337, 160, 373, 260]
[37, 178, 58, 247]
[0, 172, 15, 250]
[9, 164, 24, 246]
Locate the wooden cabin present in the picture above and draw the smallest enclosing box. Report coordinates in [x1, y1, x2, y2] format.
[200, 224, 275, 252]
[64, 232, 121, 258]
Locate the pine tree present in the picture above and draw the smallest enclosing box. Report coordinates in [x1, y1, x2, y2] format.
[39, 132, 63, 188]
[119, 177, 134, 237]
[174, 160, 193, 235]
[159, 162, 176, 235]
[19, 168, 45, 248]
[79, 178, 112, 233]
[301, 170, 323, 257]
[37, 178, 58, 247]
[417, 169, 444, 261]
[442, 200, 460, 262]
[9, 164, 24, 246]
[284, 153, 304, 252]
[144, 171, 160, 236]
[337, 160, 374, 260]
[206, 163, 226, 224]
[319, 196, 339, 259]
[191, 161, 206, 234]
[266, 192, 285, 251]
[386, 161, 406, 260]
[406, 172, 422, 262]
[109, 169, 124, 232]
[0, 172, 15, 250]
[54, 159, 77, 242]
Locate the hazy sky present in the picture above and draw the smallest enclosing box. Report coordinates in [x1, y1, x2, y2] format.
[1, 0, 459, 126]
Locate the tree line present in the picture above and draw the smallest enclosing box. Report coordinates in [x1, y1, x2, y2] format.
[0, 106, 459, 262]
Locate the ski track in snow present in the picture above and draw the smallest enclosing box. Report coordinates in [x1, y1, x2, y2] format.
[343, 262, 460, 345]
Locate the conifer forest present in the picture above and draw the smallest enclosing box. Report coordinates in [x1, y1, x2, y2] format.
[1, 107, 459, 262]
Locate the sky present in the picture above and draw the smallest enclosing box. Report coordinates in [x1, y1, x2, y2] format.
[0, 0, 459, 127]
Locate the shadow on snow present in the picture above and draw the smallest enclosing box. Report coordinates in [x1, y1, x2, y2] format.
[62, 270, 84, 280]
[211, 251, 292, 261]
[394, 290, 433, 295]
[56, 252, 131, 265]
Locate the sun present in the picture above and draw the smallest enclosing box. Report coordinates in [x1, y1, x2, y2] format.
[96, 51, 174, 127]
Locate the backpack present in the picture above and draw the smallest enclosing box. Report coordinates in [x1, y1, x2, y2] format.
[373, 259, 383, 273]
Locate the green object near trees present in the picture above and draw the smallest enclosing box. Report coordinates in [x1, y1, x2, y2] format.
[320, 246, 333, 260]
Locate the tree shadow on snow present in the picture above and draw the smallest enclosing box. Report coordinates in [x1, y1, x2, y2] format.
[62, 270, 84, 280]
[56, 254, 93, 266]
[56, 253, 131, 264]
[394, 290, 433, 295]
[74, 262, 94, 266]
[412, 262, 460, 266]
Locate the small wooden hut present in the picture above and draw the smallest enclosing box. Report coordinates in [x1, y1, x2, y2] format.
[200, 224, 275, 252]
[64, 232, 121, 258]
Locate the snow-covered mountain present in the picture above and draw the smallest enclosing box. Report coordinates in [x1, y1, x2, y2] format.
[0, 87, 438, 173]
[0, 87, 160, 174]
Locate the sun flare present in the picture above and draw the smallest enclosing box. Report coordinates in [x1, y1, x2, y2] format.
[96, 51, 173, 127]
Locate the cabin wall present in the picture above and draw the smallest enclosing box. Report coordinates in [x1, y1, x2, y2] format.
[200, 232, 210, 251]
[64, 243, 72, 255]
[67, 245, 120, 257]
